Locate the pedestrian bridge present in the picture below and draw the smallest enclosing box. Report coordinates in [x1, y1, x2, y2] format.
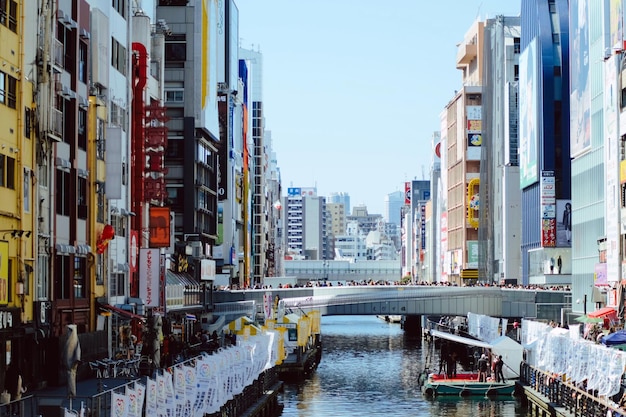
[212, 286, 570, 323]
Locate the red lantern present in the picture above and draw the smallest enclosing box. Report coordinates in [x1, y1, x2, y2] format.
[97, 224, 115, 254]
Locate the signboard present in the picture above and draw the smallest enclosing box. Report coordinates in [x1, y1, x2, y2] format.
[149, 207, 171, 248]
[200, 259, 216, 281]
[139, 248, 161, 307]
[540, 171, 556, 247]
[0, 241, 7, 304]
[405, 182, 411, 205]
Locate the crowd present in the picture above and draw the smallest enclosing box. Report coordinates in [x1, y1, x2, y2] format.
[216, 280, 571, 291]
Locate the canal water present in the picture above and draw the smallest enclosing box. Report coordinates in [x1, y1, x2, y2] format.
[279, 315, 530, 417]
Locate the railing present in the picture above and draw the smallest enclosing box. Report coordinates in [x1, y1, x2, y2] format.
[520, 362, 625, 417]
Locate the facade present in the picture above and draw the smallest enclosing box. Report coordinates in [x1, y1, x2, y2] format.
[334, 222, 368, 261]
[346, 205, 383, 235]
[478, 16, 522, 284]
[283, 187, 328, 260]
[442, 20, 488, 284]
[519, 0, 571, 287]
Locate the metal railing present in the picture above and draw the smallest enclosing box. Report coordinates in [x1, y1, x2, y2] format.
[520, 362, 624, 417]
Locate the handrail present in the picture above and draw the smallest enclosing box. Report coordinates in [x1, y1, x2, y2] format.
[520, 362, 625, 416]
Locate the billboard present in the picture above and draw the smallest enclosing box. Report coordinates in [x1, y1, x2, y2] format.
[540, 171, 556, 247]
[556, 199, 572, 247]
[197, 0, 220, 138]
[149, 207, 171, 248]
[519, 39, 539, 188]
[570, 0, 591, 156]
[139, 248, 160, 307]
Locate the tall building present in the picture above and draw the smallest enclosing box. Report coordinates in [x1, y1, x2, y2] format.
[326, 202, 346, 259]
[328, 191, 350, 215]
[479, 16, 522, 284]
[384, 190, 403, 225]
[283, 187, 328, 260]
[442, 19, 489, 284]
[1, 0, 38, 387]
[519, 0, 571, 286]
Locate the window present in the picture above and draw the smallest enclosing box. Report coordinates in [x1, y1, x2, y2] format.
[97, 184, 105, 223]
[56, 170, 71, 216]
[0, 71, 17, 109]
[111, 273, 125, 297]
[54, 254, 71, 299]
[166, 90, 184, 103]
[513, 37, 521, 54]
[37, 254, 49, 299]
[77, 177, 87, 219]
[111, 37, 127, 75]
[0, 154, 15, 189]
[23, 168, 30, 212]
[73, 257, 86, 298]
[78, 108, 87, 149]
[96, 118, 105, 160]
[165, 34, 186, 64]
[112, 0, 127, 18]
[79, 42, 88, 83]
[0, 0, 17, 32]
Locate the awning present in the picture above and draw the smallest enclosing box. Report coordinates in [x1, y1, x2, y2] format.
[429, 329, 492, 349]
[117, 263, 130, 272]
[75, 244, 91, 255]
[588, 306, 617, 319]
[56, 244, 76, 254]
[99, 304, 145, 322]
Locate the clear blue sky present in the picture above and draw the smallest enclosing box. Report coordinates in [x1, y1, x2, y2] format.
[236, 1, 521, 215]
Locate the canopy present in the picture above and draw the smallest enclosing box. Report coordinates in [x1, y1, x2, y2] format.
[430, 330, 523, 379]
[574, 315, 603, 323]
[602, 330, 626, 346]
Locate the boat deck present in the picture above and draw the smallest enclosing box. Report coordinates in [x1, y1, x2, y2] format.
[422, 373, 516, 396]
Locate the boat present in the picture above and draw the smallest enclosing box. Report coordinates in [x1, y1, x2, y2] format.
[377, 315, 402, 323]
[421, 328, 523, 397]
[422, 372, 516, 396]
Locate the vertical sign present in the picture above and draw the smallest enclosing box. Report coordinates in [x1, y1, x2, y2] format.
[140, 248, 160, 307]
[0, 241, 7, 305]
[541, 171, 556, 247]
[404, 182, 411, 205]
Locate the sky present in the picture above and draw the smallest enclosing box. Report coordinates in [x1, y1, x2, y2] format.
[235, 1, 521, 215]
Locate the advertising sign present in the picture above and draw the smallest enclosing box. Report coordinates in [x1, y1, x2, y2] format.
[139, 248, 160, 307]
[0, 241, 7, 305]
[541, 171, 556, 247]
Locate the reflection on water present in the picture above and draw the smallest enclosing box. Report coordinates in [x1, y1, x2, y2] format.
[279, 315, 529, 417]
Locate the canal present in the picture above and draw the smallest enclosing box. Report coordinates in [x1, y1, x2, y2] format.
[278, 315, 530, 417]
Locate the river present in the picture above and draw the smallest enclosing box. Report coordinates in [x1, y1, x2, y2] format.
[278, 315, 529, 417]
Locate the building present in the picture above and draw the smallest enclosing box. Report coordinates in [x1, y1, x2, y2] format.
[519, 0, 571, 287]
[478, 15, 522, 284]
[384, 190, 403, 226]
[328, 191, 350, 215]
[441, 18, 490, 284]
[283, 187, 328, 260]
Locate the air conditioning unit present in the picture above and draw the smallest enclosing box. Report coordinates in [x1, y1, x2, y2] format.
[55, 157, 71, 170]
[189, 241, 203, 258]
[79, 28, 90, 40]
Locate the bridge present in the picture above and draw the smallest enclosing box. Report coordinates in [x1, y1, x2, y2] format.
[212, 285, 571, 325]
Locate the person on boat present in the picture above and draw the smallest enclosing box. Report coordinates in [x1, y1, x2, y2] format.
[477, 354, 489, 382]
[494, 355, 505, 382]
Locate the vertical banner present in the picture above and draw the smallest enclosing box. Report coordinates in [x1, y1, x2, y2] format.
[404, 182, 411, 205]
[139, 249, 161, 307]
[541, 171, 556, 247]
[0, 241, 8, 305]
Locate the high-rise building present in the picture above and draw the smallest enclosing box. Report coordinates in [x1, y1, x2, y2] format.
[384, 191, 403, 225]
[519, 0, 571, 286]
[283, 187, 328, 260]
[479, 16, 522, 284]
[328, 192, 350, 215]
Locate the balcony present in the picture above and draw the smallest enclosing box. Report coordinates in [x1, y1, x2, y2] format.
[456, 42, 477, 67]
[52, 39, 64, 72]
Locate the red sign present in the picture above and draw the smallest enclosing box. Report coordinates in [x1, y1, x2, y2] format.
[541, 218, 556, 247]
[405, 182, 411, 205]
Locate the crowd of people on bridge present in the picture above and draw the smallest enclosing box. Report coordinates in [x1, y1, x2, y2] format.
[215, 280, 571, 291]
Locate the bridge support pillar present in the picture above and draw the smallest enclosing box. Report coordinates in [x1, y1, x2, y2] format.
[402, 315, 422, 338]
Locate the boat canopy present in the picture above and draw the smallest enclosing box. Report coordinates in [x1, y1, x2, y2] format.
[430, 329, 523, 379]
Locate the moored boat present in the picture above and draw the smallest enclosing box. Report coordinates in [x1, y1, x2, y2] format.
[422, 372, 516, 396]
